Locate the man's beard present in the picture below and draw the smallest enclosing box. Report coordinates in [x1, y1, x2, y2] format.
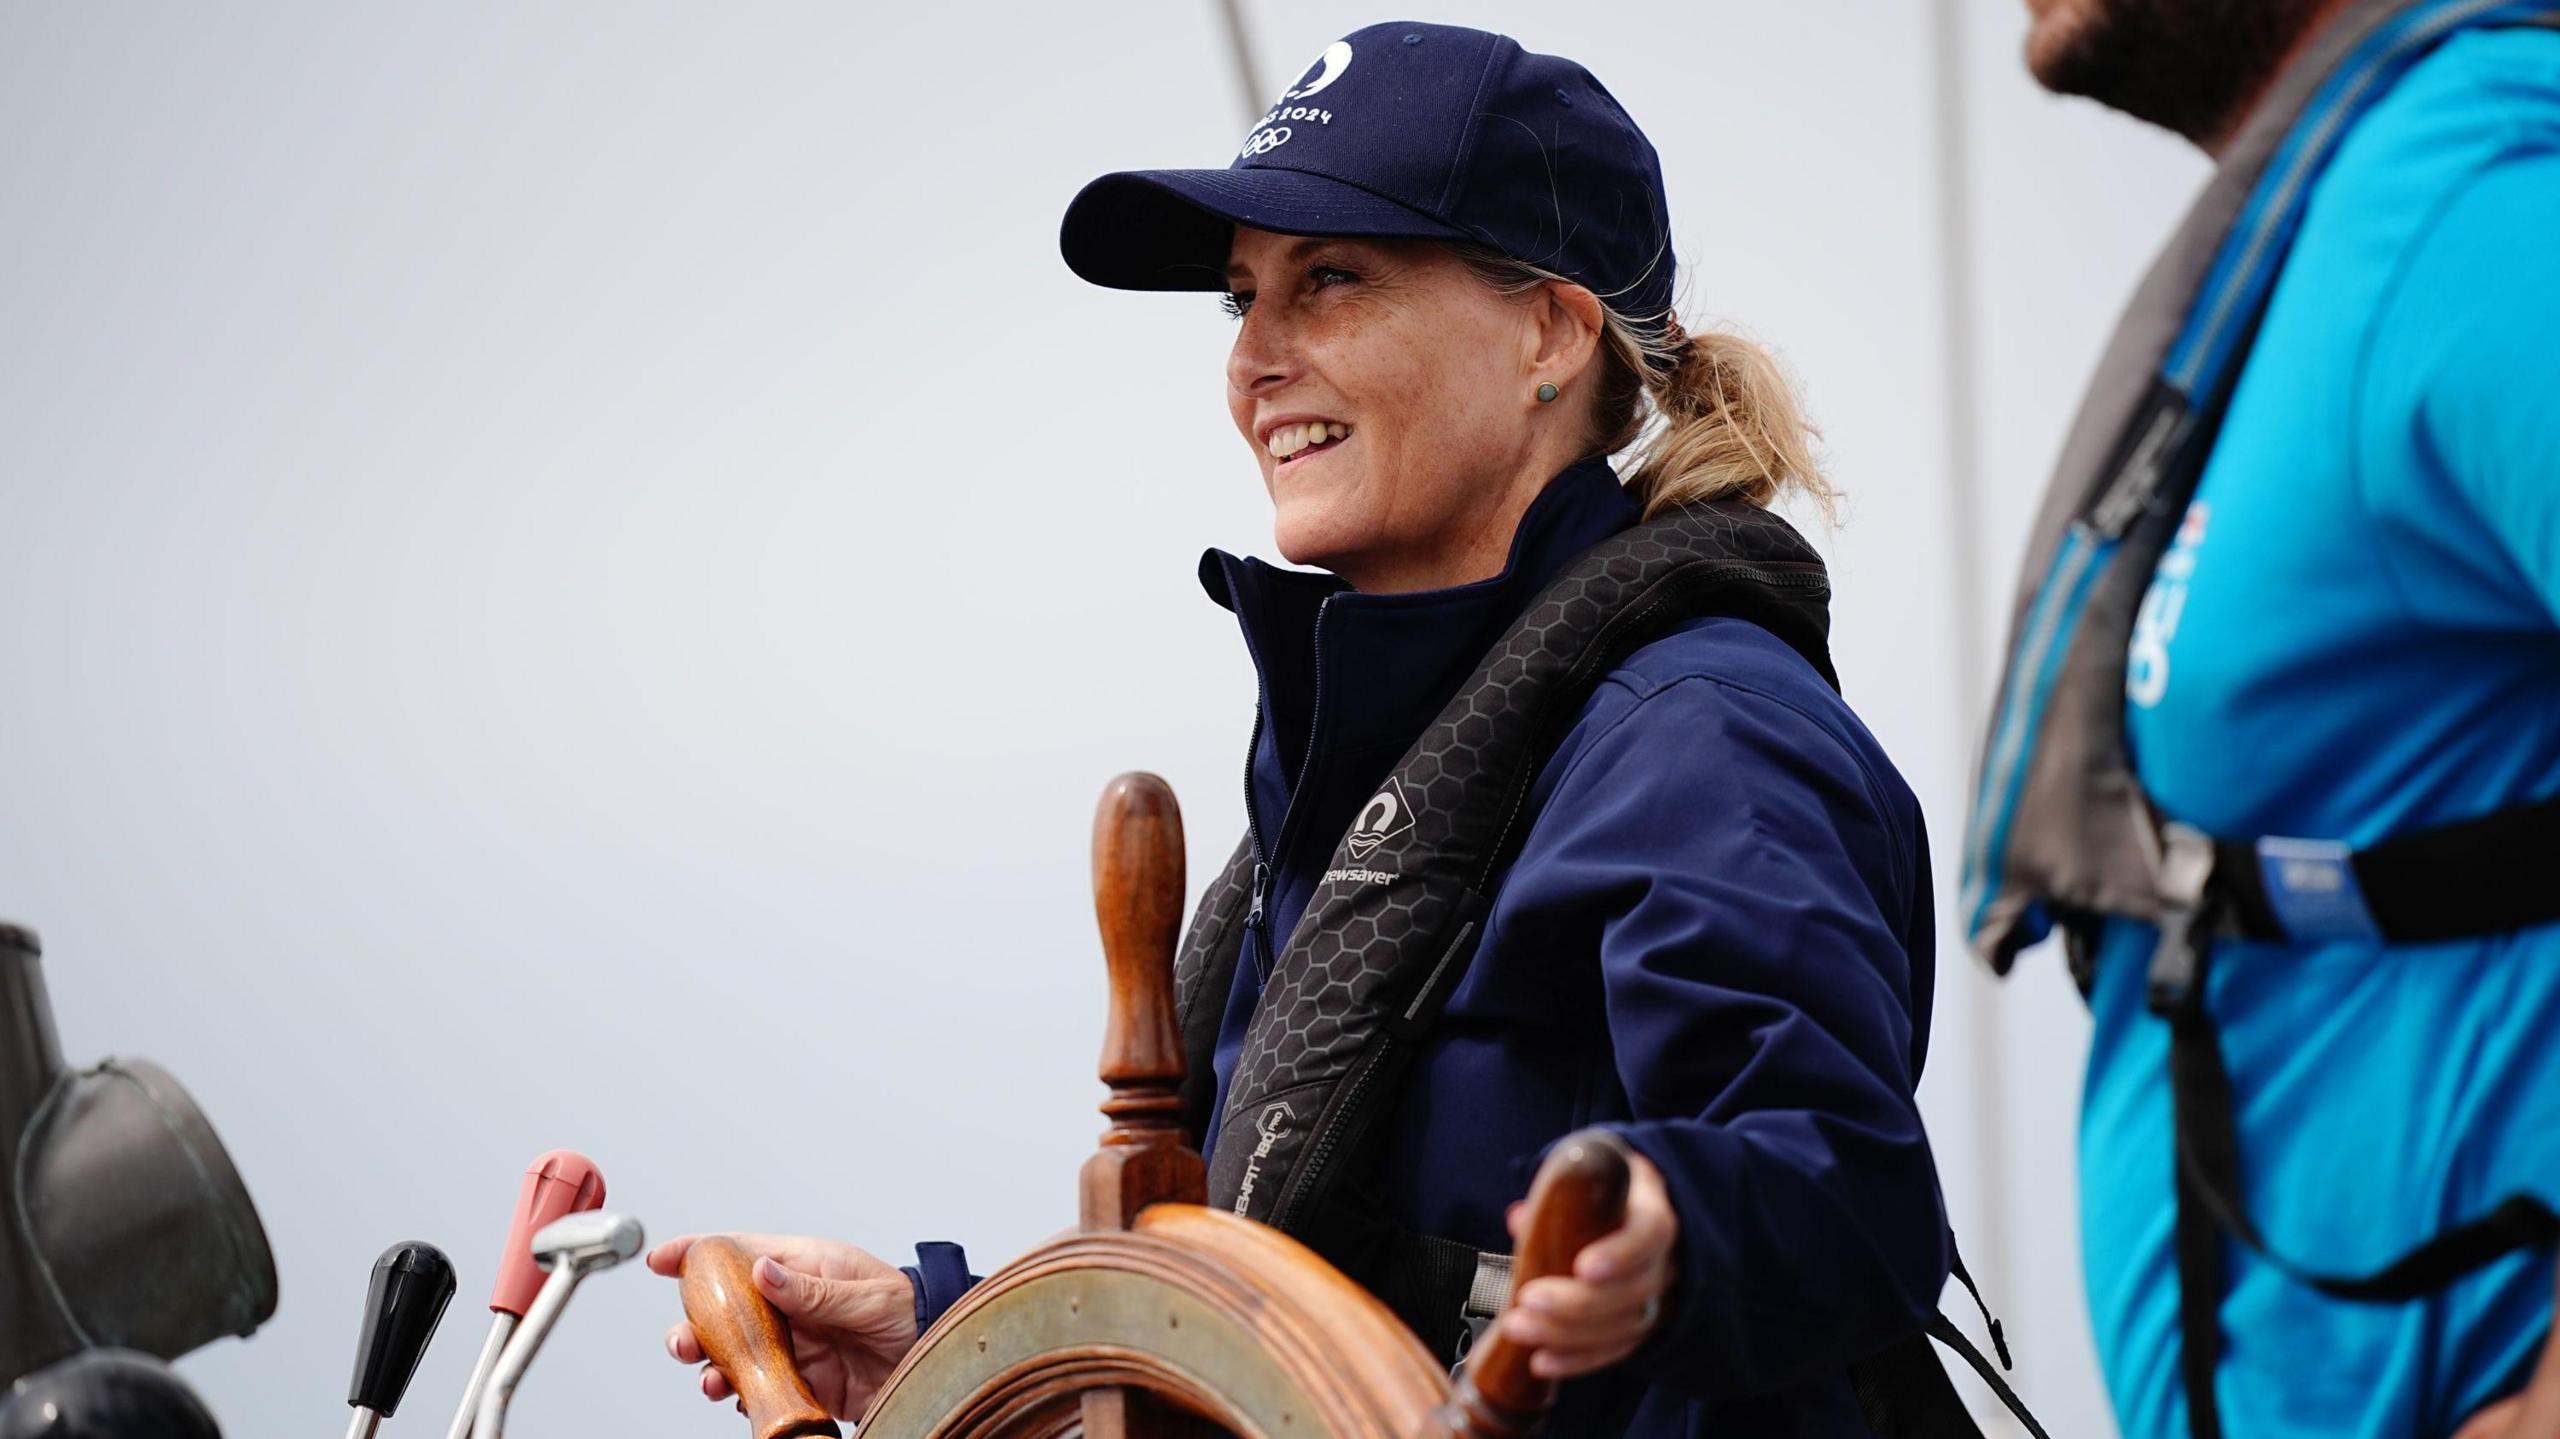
[2028, 0, 2335, 145]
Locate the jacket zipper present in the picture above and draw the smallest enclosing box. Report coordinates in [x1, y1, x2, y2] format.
[1240, 595, 1335, 981]
[1239, 708, 1276, 983]
[1280, 594, 1336, 867]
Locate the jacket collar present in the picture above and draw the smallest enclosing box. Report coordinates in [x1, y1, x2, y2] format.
[1199, 459, 1639, 782]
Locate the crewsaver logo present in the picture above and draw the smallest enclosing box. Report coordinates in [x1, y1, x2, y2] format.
[1346, 778, 1416, 860]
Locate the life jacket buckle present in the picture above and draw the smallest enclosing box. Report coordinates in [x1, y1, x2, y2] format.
[1449, 1250, 1514, 1373]
[2147, 822, 2220, 1017]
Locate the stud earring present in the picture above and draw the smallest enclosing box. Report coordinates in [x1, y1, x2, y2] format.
[1536, 382, 1559, 403]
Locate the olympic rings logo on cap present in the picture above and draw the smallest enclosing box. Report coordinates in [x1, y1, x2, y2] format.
[1239, 126, 1292, 159]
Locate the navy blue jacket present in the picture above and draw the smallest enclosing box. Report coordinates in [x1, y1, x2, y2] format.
[914, 461, 1951, 1436]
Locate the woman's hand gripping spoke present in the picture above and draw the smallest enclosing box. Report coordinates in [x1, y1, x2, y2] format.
[648, 1232, 920, 1421]
[1497, 1149, 1678, 1380]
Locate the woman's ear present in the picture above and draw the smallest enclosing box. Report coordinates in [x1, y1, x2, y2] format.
[1526, 281, 1607, 392]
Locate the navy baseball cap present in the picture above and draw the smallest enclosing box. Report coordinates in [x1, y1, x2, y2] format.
[1060, 22, 1675, 329]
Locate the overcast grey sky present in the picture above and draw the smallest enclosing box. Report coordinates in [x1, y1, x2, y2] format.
[0, 4, 2202, 1434]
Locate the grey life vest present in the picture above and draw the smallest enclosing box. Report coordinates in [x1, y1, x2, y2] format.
[1170, 498, 2047, 1437]
[1958, 5, 2560, 1437]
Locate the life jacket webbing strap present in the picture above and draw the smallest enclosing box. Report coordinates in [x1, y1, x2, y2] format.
[1465, 1250, 1513, 1320]
[1365, 1228, 1502, 1366]
[2148, 885, 2560, 1439]
[2197, 789, 2560, 946]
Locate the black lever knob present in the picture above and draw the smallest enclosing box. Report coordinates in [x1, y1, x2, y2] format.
[346, 1240, 457, 1417]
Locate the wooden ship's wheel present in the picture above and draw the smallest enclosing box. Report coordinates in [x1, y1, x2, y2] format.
[681, 774, 1630, 1439]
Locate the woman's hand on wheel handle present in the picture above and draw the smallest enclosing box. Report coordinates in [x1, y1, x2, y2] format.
[647, 1232, 920, 1421]
[1497, 1149, 1679, 1380]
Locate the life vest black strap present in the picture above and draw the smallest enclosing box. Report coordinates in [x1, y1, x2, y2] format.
[2146, 853, 2560, 1439]
[1319, 1219, 1509, 1368]
[2201, 790, 2560, 948]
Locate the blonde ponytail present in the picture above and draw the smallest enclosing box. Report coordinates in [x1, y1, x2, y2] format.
[1455, 247, 1833, 522]
[1623, 319, 1830, 519]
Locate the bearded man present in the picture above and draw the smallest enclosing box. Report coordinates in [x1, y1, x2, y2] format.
[1973, 2, 2560, 1436]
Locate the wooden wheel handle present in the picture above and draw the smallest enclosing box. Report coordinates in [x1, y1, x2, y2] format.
[1440, 1129, 1634, 1439]
[678, 1236, 842, 1439]
[1079, 772, 1203, 1233]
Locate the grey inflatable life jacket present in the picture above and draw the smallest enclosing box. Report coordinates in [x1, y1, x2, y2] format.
[1958, 4, 2560, 1436]
[1173, 498, 2047, 1437]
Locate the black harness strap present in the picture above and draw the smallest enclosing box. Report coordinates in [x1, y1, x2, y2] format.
[2211, 790, 2560, 946]
[1366, 1229, 1497, 1364]
[2146, 812, 2560, 1439]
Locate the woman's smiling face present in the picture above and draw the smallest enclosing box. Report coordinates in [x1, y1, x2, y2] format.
[1222, 226, 1595, 593]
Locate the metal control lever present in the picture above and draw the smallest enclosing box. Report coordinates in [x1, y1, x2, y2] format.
[444, 1153, 606, 1439]
[344, 1241, 457, 1439]
[467, 1211, 643, 1439]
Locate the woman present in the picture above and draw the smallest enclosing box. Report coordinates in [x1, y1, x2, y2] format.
[651, 23, 1970, 1435]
